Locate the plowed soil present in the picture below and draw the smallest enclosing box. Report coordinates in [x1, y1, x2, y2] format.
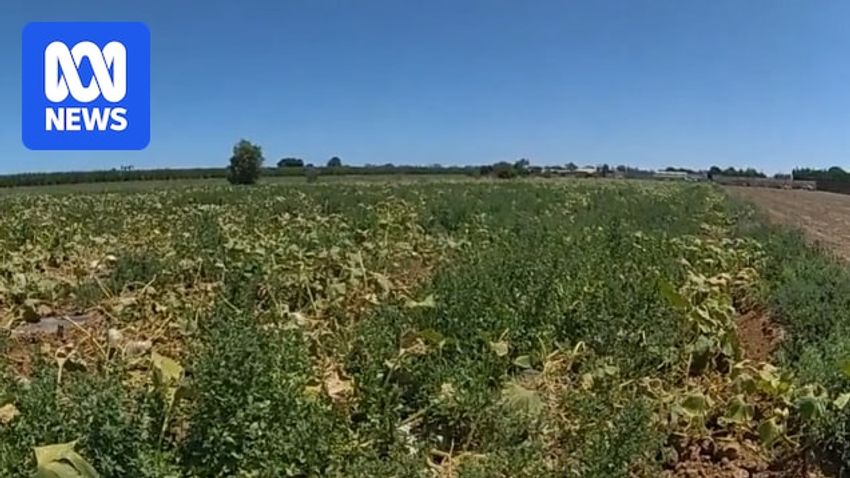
[726, 186, 850, 261]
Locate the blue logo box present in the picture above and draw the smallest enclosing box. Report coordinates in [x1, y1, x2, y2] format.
[22, 22, 150, 150]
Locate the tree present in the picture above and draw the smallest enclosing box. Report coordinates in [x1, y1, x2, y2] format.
[492, 162, 517, 179]
[327, 156, 342, 168]
[565, 162, 578, 171]
[277, 157, 304, 168]
[793, 166, 850, 181]
[828, 166, 848, 179]
[227, 139, 264, 185]
[513, 158, 531, 176]
[715, 166, 766, 178]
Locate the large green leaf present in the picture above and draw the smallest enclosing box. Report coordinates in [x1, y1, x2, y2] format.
[151, 352, 183, 385]
[501, 382, 543, 417]
[797, 395, 826, 421]
[680, 392, 710, 417]
[757, 418, 782, 447]
[724, 395, 753, 424]
[489, 340, 509, 357]
[513, 355, 532, 369]
[34, 441, 99, 478]
[404, 294, 436, 309]
[834, 392, 850, 410]
[151, 352, 184, 408]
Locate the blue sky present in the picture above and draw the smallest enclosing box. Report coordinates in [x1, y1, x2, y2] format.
[1, 0, 849, 174]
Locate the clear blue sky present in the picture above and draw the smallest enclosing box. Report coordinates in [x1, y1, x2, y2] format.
[2, 0, 850, 174]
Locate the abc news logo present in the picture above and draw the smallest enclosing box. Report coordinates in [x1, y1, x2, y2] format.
[44, 41, 128, 132]
[22, 22, 150, 151]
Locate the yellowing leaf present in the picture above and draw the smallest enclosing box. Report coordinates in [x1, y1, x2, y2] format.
[835, 392, 850, 410]
[501, 382, 543, 417]
[404, 295, 436, 309]
[489, 340, 509, 357]
[724, 395, 753, 424]
[303, 384, 322, 398]
[579, 373, 594, 390]
[513, 355, 532, 369]
[758, 418, 782, 447]
[0, 403, 19, 425]
[34, 441, 99, 478]
[372, 272, 393, 292]
[681, 392, 710, 417]
[151, 352, 183, 384]
[324, 370, 353, 403]
[151, 352, 184, 410]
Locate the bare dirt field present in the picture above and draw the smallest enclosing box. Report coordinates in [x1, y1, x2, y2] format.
[726, 186, 850, 260]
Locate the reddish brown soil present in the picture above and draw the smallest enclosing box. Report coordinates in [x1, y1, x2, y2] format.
[665, 186, 837, 478]
[2, 313, 107, 377]
[663, 436, 827, 478]
[736, 311, 784, 362]
[726, 186, 850, 261]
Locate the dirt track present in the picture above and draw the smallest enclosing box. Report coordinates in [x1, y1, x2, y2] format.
[726, 186, 850, 260]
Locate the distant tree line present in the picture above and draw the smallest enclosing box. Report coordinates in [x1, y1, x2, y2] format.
[791, 166, 850, 181]
[707, 166, 766, 178]
[478, 159, 532, 179]
[0, 164, 477, 189]
[0, 137, 804, 188]
[277, 157, 304, 168]
[0, 168, 231, 188]
[618, 165, 654, 177]
[476, 160, 654, 179]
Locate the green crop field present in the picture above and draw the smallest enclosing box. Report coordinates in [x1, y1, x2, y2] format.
[1, 179, 849, 477]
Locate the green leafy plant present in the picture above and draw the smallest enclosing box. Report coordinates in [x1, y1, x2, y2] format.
[226, 139, 264, 185]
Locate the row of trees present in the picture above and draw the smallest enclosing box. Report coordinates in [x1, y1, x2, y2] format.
[0, 138, 829, 187]
[227, 140, 473, 184]
[473, 162, 778, 181]
[276, 156, 343, 168]
[230, 142, 351, 184]
[791, 166, 850, 181]
[706, 166, 766, 178]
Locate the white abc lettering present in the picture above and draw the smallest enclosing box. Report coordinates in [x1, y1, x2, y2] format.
[44, 41, 126, 103]
[44, 107, 128, 131]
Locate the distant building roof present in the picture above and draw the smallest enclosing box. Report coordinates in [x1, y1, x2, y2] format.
[655, 170, 689, 178]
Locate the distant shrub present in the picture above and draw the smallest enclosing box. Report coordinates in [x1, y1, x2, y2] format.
[492, 162, 518, 179]
[227, 139, 264, 185]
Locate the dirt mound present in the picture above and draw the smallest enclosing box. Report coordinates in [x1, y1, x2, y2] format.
[2, 312, 106, 376]
[663, 437, 827, 478]
[737, 311, 784, 362]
